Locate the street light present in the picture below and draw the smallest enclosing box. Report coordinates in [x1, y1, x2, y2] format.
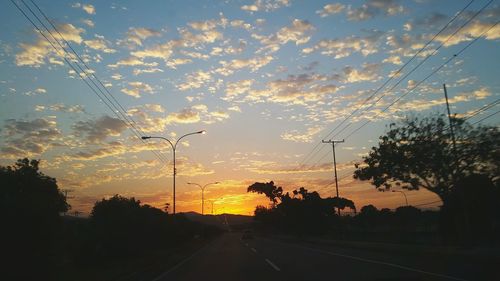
[392, 190, 409, 206]
[142, 130, 205, 214]
[188, 182, 220, 215]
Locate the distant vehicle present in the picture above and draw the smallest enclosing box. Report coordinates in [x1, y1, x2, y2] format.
[241, 229, 254, 240]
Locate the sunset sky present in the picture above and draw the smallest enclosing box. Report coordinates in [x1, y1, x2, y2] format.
[1, 0, 499, 215]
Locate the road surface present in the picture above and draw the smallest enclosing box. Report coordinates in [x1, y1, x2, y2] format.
[152, 232, 498, 281]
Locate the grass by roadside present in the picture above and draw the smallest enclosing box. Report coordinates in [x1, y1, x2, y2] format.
[55, 234, 220, 281]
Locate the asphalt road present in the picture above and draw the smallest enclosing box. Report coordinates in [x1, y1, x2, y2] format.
[152, 232, 498, 281]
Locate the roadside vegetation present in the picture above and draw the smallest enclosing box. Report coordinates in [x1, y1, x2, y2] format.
[1, 159, 220, 281]
[249, 114, 500, 246]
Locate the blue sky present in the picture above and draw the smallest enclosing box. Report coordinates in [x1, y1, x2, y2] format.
[1, 0, 499, 214]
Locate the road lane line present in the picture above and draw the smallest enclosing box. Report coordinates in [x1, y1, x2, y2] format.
[265, 258, 281, 272]
[251, 247, 257, 253]
[295, 244, 469, 281]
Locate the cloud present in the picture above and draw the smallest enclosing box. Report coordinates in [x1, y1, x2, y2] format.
[215, 56, 273, 76]
[276, 19, 315, 45]
[253, 19, 314, 54]
[397, 87, 492, 112]
[166, 58, 192, 69]
[281, 126, 323, 143]
[316, 3, 345, 17]
[72, 3, 95, 15]
[225, 79, 254, 100]
[84, 34, 116, 53]
[177, 70, 212, 91]
[131, 27, 223, 63]
[132, 68, 164, 75]
[228, 105, 242, 112]
[166, 107, 201, 124]
[347, 0, 405, 21]
[382, 55, 402, 65]
[304, 29, 384, 58]
[126, 104, 169, 133]
[432, 15, 500, 47]
[120, 81, 154, 98]
[246, 161, 348, 175]
[72, 115, 127, 143]
[1, 117, 61, 158]
[24, 87, 47, 96]
[82, 19, 94, 27]
[241, 0, 290, 13]
[387, 9, 500, 56]
[15, 23, 85, 67]
[342, 63, 381, 83]
[244, 73, 339, 104]
[67, 140, 151, 161]
[125, 27, 161, 46]
[108, 57, 158, 68]
[35, 103, 85, 113]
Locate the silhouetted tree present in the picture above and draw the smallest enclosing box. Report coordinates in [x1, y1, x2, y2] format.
[1, 158, 69, 280]
[89, 195, 169, 257]
[249, 183, 355, 234]
[247, 181, 283, 206]
[354, 115, 499, 205]
[440, 174, 500, 245]
[360, 204, 378, 216]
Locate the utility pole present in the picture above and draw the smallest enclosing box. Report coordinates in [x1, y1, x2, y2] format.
[443, 84, 457, 153]
[443, 84, 459, 179]
[322, 139, 344, 215]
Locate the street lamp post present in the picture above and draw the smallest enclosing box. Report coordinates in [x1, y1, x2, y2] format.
[392, 190, 409, 206]
[142, 130, 205, 214]
[188, 182, 220, 215]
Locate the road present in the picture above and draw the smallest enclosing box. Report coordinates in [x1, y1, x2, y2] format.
[152, 232, 498, 281]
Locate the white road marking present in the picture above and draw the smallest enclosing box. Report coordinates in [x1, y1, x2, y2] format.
[296, 244, 469, 281]
[265, 258, 281, 272]
[251, 247, 257, 253]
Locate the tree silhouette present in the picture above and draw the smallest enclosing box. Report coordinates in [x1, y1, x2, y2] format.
[354, 115, 499, 204]
[247, 181, 283, 206]
[90, 195, 169, 257]
[1, 158, 69, 280]
[440, 174, 500, 245]
[249, 183, 355, 234]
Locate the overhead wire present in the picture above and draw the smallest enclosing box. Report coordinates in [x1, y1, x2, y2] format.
[11, 0, 168, 164]
[295, 0, 477, 169]
[341, 20, 499, 141]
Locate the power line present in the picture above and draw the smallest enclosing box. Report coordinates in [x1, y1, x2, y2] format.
[470, 109, 500, 125]
[295, 0, 476, 169]
[25, 0, 168, 164]
[341, 20, 499, 140]
[333, 0, 491, 140]
[463, 97, 500, 121]
[12, 0, 168, 164]
[304, 0, 492, 169]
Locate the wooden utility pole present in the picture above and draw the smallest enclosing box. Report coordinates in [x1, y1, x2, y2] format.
[322, 139, 345, 215]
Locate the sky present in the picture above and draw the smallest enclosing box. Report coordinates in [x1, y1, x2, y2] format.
[0, 0, 499, 215]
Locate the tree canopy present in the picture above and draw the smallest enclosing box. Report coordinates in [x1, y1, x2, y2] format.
[247, 181, 283, 205]
[1, 158, 69, 220]
[248, 182, 356, 234]
[354, 115, 499, 202]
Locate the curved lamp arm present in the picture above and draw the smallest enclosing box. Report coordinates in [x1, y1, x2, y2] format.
[175, 130, 206, 150]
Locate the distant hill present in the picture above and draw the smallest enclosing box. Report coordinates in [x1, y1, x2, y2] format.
[182, 212, 253, 230]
